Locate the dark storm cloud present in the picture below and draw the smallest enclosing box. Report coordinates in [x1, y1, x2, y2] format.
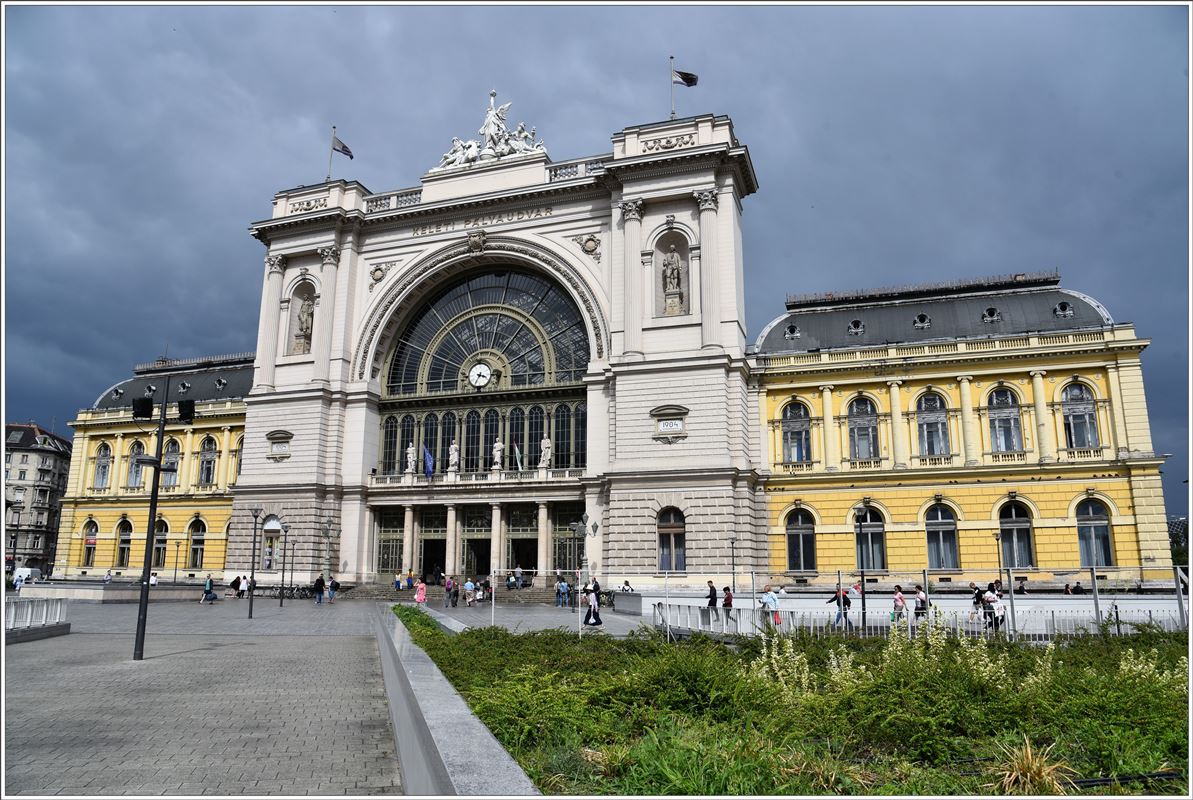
[4, 5, 1188, 512]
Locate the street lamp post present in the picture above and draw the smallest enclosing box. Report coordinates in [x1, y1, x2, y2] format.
[248, 508, 262, 619]
[279, 522, 289, 608]
[172, 541, 181, 584]
[133, 373, 175, 661]
[321, 518, 333, 580]
[729, 534, 737, 594]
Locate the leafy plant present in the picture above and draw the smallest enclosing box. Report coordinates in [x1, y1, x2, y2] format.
[988, 735, 1077, 795]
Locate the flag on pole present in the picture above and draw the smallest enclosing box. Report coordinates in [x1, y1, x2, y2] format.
[514, 442, 523, 472]
[672, 69, 698, 87]
[332, 135, 354, 160]
[423, 445, 434, 478]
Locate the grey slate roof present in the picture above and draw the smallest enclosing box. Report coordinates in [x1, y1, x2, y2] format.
[756, 276, 1114, 355]
[92, 354, 255, 410]
[4, 424, 72, 454]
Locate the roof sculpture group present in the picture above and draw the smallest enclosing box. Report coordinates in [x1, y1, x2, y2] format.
[432, 91, 548, 171]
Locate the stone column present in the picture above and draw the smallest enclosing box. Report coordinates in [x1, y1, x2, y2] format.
[1030, 370, 1055, 463]
[619, 199, 644, 355]
[490, 502, 503, 578]
[445, 504, 457, 578]
[402, 505, 415, 573]
[957, 376, 979, 466]
[313, 246, 341, 383]
[111, 433, 125, 494]
[887, 380, 908, 469]
[695, 188, 720, 348]
[256, 255, 286, 389]
[820, 386, 839, 471]
[537, 501, 550, 579]
[217, 426, 233, 490]
[180, 428, 195, 491]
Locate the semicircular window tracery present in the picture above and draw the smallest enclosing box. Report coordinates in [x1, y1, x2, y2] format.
[386, 270, 590, 396]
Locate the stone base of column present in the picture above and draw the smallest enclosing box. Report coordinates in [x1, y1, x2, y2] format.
[445, 472, 459, 484]
[965, 459, 980, 467]
[537, 468, 548, 480]
[893, 462, 909, 470]
[401, 473, 415, 486]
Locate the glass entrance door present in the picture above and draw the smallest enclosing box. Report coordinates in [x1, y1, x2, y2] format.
[377, 538, 402, 577]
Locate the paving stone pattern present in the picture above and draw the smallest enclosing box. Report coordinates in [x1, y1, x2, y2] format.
[4, 600, 401, 796]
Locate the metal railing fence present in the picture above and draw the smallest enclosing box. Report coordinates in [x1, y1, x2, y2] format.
[5, 598, 68, 630]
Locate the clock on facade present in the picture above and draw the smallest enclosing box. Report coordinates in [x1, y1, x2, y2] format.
[468, 362, 492, 388]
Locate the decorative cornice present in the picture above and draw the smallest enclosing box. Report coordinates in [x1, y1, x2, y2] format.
[619, 198, 644, 222]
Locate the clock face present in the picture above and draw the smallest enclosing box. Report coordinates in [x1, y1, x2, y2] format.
[468, 362, 492, 388]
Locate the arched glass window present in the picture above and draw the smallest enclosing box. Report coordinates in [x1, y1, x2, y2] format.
[483, 409, 501, 468]
[116, 519, 133, 568]
[234, 436, 244, 478]
[782, 402, 812, 463]
[94, 443, 111, 489]
[916, 393, 950, 456]
[989, 389, 1023, 452]
[160, 439, 181, 488]
[382, 417, 399, 475]
[554, 405, 572, 469]
[422, 414, 439, 473]
[848, 398, 879, 461]
[999, 502, 1034, 568]
[854, 507, 886, 571]
[785, 509, 816, 571]
[82, 520, 98, 567]
[1062, 384, 1099, 449]
[657, 508, 686, 572]
[508, 408, 525, 470]
[400, 415, 416, 471]
[188, 519, 207, 569]
[439, 412, 457, 473]
[573, 403, 587, 469]
[198, 437, 218, 486]
[463, 410, 481, 472]
[153, 519, 168, 568]
[926, 504, 959, 569]
[127, 441, 145, 488]
[1076, 499, 1113, 567]
[527, 406, 545, 467]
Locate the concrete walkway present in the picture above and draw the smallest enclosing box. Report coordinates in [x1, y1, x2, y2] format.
[4, 599, 401, 796]
[414, 598, 651, 638]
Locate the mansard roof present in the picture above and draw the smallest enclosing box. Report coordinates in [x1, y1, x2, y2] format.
[92, 353, 255, 410]
[755, 272, 1115, 354]
[4, 423, 72, 454]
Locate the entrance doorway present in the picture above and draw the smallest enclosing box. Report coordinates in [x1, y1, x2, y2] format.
[377, 538, 402, 578]
[419, 539, 445, 584]
[508, 538, 538, 583]
[462, 538, 492, 580]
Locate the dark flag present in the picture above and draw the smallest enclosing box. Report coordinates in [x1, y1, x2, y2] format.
[672, 69, 698, 87]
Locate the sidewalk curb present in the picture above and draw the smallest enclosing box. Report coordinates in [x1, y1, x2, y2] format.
[373, 603, 539, 796]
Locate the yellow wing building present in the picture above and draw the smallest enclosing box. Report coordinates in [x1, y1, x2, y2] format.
[55, 354, 251, 582]
[753, 272, 1171, 588]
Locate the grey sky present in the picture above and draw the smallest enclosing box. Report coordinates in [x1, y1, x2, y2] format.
[4, 4, 1188, 514]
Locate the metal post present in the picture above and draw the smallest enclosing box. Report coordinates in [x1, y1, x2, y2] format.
[1173, 566, 1187, 630]
[1004, 567, 1017, 641]
[922, 568, 930, 619]
[279, 525, 288, 608]
[133, 373, 172, 661]
[836, 569, 844, 630]
[248, 509, 262, 619]
[860, 569, 867, 628]
[729, 534, 737, 594]
[287, 523, 295, 598]
[172, 541, 180, 584]
[1090, 566, 1101, 624]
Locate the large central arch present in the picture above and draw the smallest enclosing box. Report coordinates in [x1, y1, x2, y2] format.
[354, 235, 609, 383]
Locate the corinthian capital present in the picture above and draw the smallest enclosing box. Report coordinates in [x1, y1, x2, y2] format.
[618, 198, 644, 222]
[694, 188, 718, 211]
[318, 246, 341, 267]
[265, 254, 287, 274]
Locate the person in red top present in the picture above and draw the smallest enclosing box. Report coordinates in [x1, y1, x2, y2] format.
[722, 587, 733, 608]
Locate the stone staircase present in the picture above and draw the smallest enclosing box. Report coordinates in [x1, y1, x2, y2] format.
[340, 582, 563, 605]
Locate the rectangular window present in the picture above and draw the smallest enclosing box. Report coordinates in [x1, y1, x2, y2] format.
[117, 539, 131, 569]
[991, 419, 1022, 452]
[20, 454, 28, 464]
[1078, 523, 1113, 567]
[784, 430, 812, 462]
[786, 533, 816, 571]
[18, 470, 26, 480]
[83, 545, 96, 568]
[153, 538, 167, 569]
[189, 539, 205, 569]
[32, 534, 42, 550]
[1000, 529, 1033, 569]
[40, 456, 50, 467]
[658, 533, 686, 572]
[855, 528, 886, 570]
[926, 529, 959, 570]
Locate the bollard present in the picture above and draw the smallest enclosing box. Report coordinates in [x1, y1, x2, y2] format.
[1090, 566, 1102, 625]
[1004, 568, 1017, 641]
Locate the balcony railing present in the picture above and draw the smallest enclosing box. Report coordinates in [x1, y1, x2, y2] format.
[914, 454, 957, 467]
[370, 468, 584, 487]
[989, 451, 1028, 464]
[846, 458, 883, 471]
[1060, 447, 1107, 461]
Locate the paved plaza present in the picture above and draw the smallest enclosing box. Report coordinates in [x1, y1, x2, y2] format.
[4, 599, 401, 796]
[416, 597, 651, 638]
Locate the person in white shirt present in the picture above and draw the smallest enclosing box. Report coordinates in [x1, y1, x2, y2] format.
[149, 573, 158, 587]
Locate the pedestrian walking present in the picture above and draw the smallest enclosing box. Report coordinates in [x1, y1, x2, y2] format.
[444, 576, 455, 608]
[13, 574, 24, 595]
[982, 582, 1004, 633]
[706, 580, 718, 608]
[514, 564, 524, 589]
[407, 570, 415, 590]
[583, 586, 603, 626]
[451, 579, 460, 607]
[201, 574, 215, 604]
[558, 578, 570, 609]
[464, 578, 476, 607]
[891, 585, 906, 624]
[414, 578, 427, 607]
[621, 580, 634, 592]
[394, 572, 402, 591]
[313, 573, 326, 605]
[1071, 581, 1086, 595]
[230, 574, 242, 598]
[827, 583, 854, 629]
[149, 573, 158, 587]
[722, 587, 733, 608]
[913, 584, 929, 621]
[969, 581, 982, 621]
[328, 576, 340, 604]
[760, 585, 780, 627]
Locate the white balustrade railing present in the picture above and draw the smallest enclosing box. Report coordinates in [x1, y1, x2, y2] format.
[5, 598, 68, 631]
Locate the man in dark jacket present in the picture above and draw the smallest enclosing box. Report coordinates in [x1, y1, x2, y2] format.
[706, 580, 718, 607]
[313, 574, 326, 605]
[827, 583, 853, 629]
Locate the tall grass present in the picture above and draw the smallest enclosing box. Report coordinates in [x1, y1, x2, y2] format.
[393, 606, 1188, 795]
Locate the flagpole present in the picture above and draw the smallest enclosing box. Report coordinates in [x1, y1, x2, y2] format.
[669, 55, 675, 120]
[326, 125, 336, 182]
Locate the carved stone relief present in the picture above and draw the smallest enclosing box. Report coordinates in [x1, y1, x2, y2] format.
[570, 233, 601, 263]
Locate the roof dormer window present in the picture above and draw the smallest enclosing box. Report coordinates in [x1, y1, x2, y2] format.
[982, 307, 1001, 323]
[847, 319, 865, 336]
[784, 324, 801, 340]
[1053, 301, 1074, 319]
[913, 313, 931, 330]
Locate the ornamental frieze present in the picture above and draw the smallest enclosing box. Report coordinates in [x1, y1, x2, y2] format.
[642, 133, 696, 152]
[289, 197, 328, 214]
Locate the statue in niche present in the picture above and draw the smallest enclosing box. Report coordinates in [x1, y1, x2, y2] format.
[661, 245, 687, 315]
[293, 297, 314, 354]
[448, 440, 460, 471]
[405, 443, 416, 474]
[492, 439, 504, 470]
[539, 435, 552, 469]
